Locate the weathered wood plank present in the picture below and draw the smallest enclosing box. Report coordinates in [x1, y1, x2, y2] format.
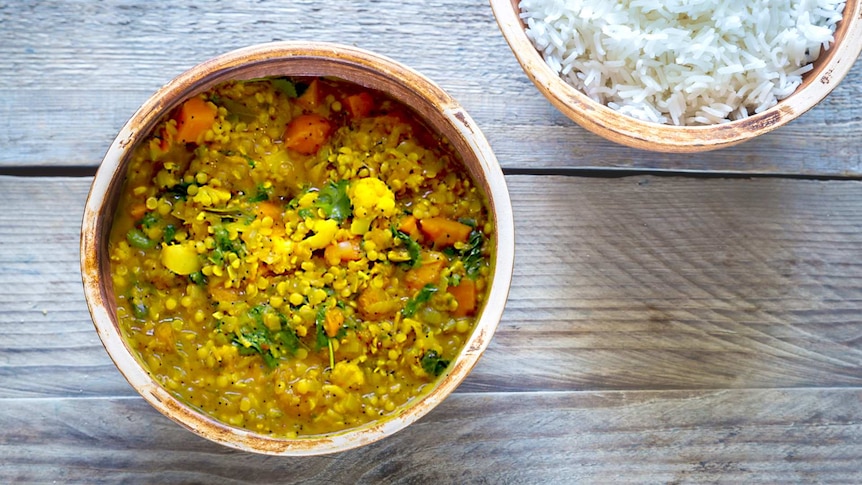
[1, 389, 860, 483]
[0, 1, 861, 175]
[2, 175, 862, 399]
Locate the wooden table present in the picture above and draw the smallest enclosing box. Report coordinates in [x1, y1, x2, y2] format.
[2, 1, 861, 483]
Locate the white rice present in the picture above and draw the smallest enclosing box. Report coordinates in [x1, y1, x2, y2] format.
[519, 0, 845, 125]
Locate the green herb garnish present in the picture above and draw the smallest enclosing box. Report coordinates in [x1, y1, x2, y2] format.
[392, 228, 422, 268]
[420, 350, 449, 377]
[248, 183, 271, 203]
[461, 229, 485, 279]
[315, 180, 351, 222]
[163, 224, 177, 244]
[188, 270, 206, 286]
[140, 211, 159, 229]
[272, 78, 298, 98]
[402, 284, 437, 318]
[126, 228, 156, 250]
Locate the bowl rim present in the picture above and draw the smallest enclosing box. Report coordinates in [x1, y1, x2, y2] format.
[490, 0, 862, 152]
[80, 41, 515, 455]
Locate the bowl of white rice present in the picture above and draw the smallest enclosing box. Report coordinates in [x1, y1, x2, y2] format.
[491, 0, 862, 152]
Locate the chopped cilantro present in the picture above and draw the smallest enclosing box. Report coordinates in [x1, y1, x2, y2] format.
[402, 284, 437, 318]
[140, 212, 159, 229]
[226, 305, 302, 368]
[188, 270, 206, 286]
[209, 224, 243, 265]
[314, 306, 329, 351]
[314, 306, 336, 369]
[248, 183, 271, 203]
[315, 180, 351, 222]
[443, 229, 485, 279]
[462, 229, 485, 279]
[131, 299, 148, 320]
[233, 326, 278, 368]
[163, 224, 176, 244]
[420, 350, 449, 377]
[392, 228, 422, 268]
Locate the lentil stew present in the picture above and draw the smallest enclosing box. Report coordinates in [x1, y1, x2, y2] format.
[107, 77, 493, 437]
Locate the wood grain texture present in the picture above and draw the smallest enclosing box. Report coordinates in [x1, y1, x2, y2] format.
[1, 1, 861, 175]
[1, 389, 860, 483]
[2, 175, 861, 400]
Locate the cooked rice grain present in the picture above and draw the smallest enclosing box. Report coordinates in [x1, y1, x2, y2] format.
[520, 0, 845, 125]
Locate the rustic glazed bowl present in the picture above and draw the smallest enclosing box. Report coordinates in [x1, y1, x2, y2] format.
[80, 42, 514, 455]
[490, 0, 862, 152]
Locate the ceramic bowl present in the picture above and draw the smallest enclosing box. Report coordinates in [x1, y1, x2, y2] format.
[491, 0, 862, 152]
[80, 41, 514, 455]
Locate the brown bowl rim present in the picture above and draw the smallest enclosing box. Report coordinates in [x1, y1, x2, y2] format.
[80, 41, 515, 455]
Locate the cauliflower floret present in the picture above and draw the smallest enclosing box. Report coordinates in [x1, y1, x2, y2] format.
[301, 218, 339, 250]
[348, 177, 395, 235]
[192, 185, 231, 206]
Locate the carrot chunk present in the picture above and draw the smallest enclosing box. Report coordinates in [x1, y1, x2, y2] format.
[175, 96, 217, 145]
[255, 200, 283, 221]
[419, 217, 472, 248]
[405, 251, 446, 290]
[397, 215, 421, 239]
[284, 114, 332, 155]
[448, 279, 477, 317]
[296, 79, 323, 110]
[343, 92, 375, 119]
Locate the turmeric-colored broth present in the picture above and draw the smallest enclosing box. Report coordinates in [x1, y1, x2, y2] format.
[108, 77, 492, 437]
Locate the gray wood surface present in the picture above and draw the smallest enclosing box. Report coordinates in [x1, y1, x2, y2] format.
[2, 175, 862, 482]
[1, 0, 861, 482]
[1, 1, 860, 175]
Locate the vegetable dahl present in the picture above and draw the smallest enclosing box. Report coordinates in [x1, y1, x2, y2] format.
[108, 76, 493, 437]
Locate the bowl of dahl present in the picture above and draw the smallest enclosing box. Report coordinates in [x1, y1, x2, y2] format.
[81, 42, 514, 455]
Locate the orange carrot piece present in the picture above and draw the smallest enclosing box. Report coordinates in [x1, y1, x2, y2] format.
[448, 279, 477, 317]
[324, 307, 344, 338]
[343, 92, 375, 119]
[129, 203, 147, 219]
[324, 238, 362, 266]
[256, 200, 283, 221]
[284, 114, 332, 155]
[405, 251, 446, 290]
[175, 96, 217, 145]
[398, 215, 421, 239]
[208, 282, 241, 303]
[419, 217, 472, 248]
[296, 79, 322, 110]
